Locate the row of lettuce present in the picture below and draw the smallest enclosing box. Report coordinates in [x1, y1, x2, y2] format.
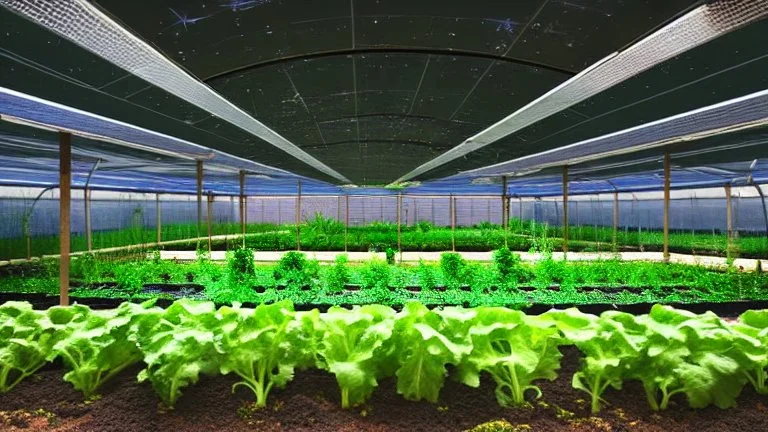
[2, 300, 767, 414]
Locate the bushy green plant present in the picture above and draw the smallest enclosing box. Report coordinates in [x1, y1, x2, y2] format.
[326, 254, 350, 293]
[360, 259, 391, 291]
[417, 260, 438, 291]
[273, 251, 315, 290]
[305, 213, 344, 235]
[415, 220, 434, 232]
[227, 247, 255, 282]
[440, 252, 468, 289]
[493, 247, 530, 287]
[385, 247, 397, 265]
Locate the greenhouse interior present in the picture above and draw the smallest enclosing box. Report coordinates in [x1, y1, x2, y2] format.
[1, 0, 767, 431]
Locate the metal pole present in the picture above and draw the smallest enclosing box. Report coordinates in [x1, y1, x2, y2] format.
[613, 191, 619, 249]
[239, 170, 246, 244]
[196, 160, 203, 240]
[501, 176, 508, 229]
[663, 151, 671, 261]
[207, 192, 213, 254]
[753, 184, 768, 238]
[344, 194, 350, 252]
[725, 183, 733, 256]
[562, 166, 569, 253]
[397, 194, 402, 258]
[296, 180, 302, 251]
[156, 193, 162, 245]
[84, 188, 92, 251]
[450, 194, 456, 251]
[59, 132, 71, 306]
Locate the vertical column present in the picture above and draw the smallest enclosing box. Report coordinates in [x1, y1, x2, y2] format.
[344, 194, 350, 252]
[501, 176, 508, 229]
[663, 151, 671, 261]
[84, 188, 92, 251]
[239, 170, 246, 243]
[296, 180, 302, 251]
[196, 160, 203, 239]
[725, 183, 733, 256]
[207, 192, 213, 253]
[59, 132, 71, 306]
[156, 193, 162, 245]
[397, 194, 402, 257]
[450, 194, 456, 252]
[562, 166, 569, 253]
[612, 191, 619, 250]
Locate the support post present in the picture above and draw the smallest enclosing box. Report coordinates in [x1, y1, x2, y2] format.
[296, 180, 302, 251]
[663, 151, 671, 261]
[753, 184, 768, 238]
[562, 166, 569, 253]
[239, 170, 246, 244]
[612, 191, 619, 250]
[84, 187, 92, 251]
[344, 195, 350, 252]
[207, 192, 213, 254]
[725, 183, 733, 257]
[196, 160, 203, 239]
[501, 176, 508, 229]
[59, 132, 71, 306]
[397, 194, 402, 260]
[450, 194, 456, 252]
[156, 193, 162, 245]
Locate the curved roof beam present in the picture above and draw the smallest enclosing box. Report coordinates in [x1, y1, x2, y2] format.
[394, 0, 768, 183]
[202, 47, 577, 83]
[0, 0, 351, 183]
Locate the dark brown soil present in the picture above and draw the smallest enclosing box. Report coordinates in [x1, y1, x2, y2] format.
[1, 348, 766, 432]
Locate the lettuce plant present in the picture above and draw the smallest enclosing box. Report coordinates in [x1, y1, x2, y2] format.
[216, 301, 319, 408]
[544, 309, 644, 413]
[0, 302, 58, 392]
[729, 309, 768, 395]
[631, 306, 745, 410]
[391, 303, 471, 402]
[48, 301, 157, 397]
[316, 305, 395, 408]
[130, 300, 222, 408]
[459, 307, 563, 407]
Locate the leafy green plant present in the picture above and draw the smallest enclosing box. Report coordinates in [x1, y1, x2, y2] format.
[274, 251, 315, 290]
[492, 247, 530, 287]
[316, 305, 396, 408]
[130, 300, 222, 408]
[440, 252, 466, 288]
[326, 254, 351, 293]
[385, 247, 397, 265]
[49, 302, 156, 397]
[0, 302, 59, 392]
[543, 309, 644, 414]
[216, 301, 318, 408]
[360, 258, 391, 292]
[391, 303, 471, 402]
[459, 307, 563, 406]
[730, 309, 768, 395]
[417, 260, 437, 291]
[227, 247, 255, 282]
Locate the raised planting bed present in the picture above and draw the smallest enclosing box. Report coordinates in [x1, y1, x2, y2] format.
[1, 300, 767, 432]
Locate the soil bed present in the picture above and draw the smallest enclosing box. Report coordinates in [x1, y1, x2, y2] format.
[1, 348, 765, 432]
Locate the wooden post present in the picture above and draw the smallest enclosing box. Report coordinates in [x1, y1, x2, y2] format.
[562, 166, 569, 253]
[663, 151, 671, 261]
[725, 183, 733, 255]
[450, 194, 456, 252]
[397, 194, 402, 259]
[59, 132, 71, 306]
[196, 160, 203, 239]
[296, 180, 302, 251]
[344, 195, 349, 252]
[501, 176, 508, 229]
[156, 193, 162, 245]
[613, 191, 619, 250]
[207, 192, 213, 253]
[239, 170, 246, 244]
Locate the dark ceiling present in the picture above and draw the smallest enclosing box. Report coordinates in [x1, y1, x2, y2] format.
[2, 0, 766, 185]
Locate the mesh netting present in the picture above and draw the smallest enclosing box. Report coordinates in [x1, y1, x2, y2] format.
[399, 0, 768, 181]
[0, 0, 349, 182]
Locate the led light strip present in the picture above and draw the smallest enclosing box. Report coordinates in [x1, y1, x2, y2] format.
[0, 0, 351, 183]
[394, 0, 768, 183]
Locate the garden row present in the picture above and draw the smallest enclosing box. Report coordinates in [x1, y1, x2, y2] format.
[3, 248, 766, 307]
[5, 216, 767, 260]
[2, 300, 766, 416]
